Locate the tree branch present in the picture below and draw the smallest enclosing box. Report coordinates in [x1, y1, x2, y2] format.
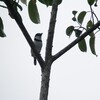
[3, 0, 45, 70]
[53, 21, 100, 61]
[45, 0, 58, 62]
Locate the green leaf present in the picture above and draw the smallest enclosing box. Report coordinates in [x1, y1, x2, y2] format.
[38, 0, 62, 6]
[72, 17, 76, 21]
[45, 0, 53, 6]
[66, 26, 74, 37]
[78, 39, 87, 52]
[0, 29, 6, 37]
[77, 11, 86, 24]
[87, 21, 94, 37]
[94, 0, 98, 7]
[87, 0, 95, 6]
[57, 0, 62, 5]
[74, 29, 82, 37]
[89, 36, 97, 56]
[0, 17, 6, 37]
[86, 20, 93, 29]
[89, 32, 95, 37]
[38, 0, 47, 5]
[72, 10, 77, 16]
[28, 0, 40, 24]
[0, 17, 3, 30]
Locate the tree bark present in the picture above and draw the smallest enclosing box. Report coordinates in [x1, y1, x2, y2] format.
[39, 61, 52, 100]
[39, 0, 58, 99]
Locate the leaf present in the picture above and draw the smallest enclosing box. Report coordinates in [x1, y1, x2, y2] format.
[38, 0, 47, 5]
[72, 17, 76, 21]
[66, 26, 74, 37]
[87, 0, 95, 6]
[89, 36, 97, 56]
[74, 29, 82, 37]
[86, 21, 94, 37]
[94, 0, 98, 7]
[57, 0, 62, 5]
[47, 0, 53, 6]
[89, 32, 95, 37]
[77, 11, 86, 24]
[0, 29, 6, 37]
[78, 39, 87, 52]
[38, 0, 62, 6]
[0, 17, 6, 37]
[0, 17, 3, 30]
[86, 20, 93, 29]
[72, 10, 77, 16]
[28, 0, 40, 24]
[20, 0, 27, 5]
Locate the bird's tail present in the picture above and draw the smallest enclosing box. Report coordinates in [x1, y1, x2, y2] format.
[34, 57, 37, 65]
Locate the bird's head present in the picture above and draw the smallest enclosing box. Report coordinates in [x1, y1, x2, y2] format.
[34, 33, 43, 41]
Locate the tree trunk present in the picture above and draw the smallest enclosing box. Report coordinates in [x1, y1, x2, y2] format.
[39, 62, 52, 100]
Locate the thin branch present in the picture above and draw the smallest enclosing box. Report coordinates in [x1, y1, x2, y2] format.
[90, 6, 94, 24]
[93, 12, 99, 22]
[0, 4, 7, 8]
[53, 21, 100, 61]
[45, 0, 58, 62]
[3, 0, 45, 70]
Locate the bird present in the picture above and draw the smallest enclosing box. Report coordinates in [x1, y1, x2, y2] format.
[31, 33, 43, 65]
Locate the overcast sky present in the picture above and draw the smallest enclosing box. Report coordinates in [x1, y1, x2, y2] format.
[0, 0, 100, 100]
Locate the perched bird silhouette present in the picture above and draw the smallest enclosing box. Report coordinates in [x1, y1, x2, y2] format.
[31, 33, 42, 65]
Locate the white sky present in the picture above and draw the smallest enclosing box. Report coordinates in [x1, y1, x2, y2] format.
[0, 0, 100, 100]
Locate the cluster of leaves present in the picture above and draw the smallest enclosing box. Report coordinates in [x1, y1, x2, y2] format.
[0, 0, 62, 37]
[21, 0, 62, 24]
[66, 0, 99, 56]
[0, 0, 99, 56]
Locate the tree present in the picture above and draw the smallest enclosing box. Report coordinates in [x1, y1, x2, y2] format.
[0, 0, 100, 100]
